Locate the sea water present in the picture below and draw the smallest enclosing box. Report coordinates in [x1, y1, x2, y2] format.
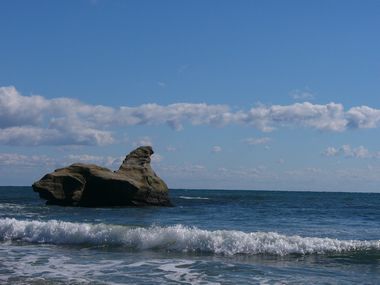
[0, 187, 379, 284]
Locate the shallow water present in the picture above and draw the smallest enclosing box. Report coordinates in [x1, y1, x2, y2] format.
[0, 187, 379, 284]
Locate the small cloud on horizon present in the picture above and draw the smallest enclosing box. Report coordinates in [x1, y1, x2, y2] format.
[157, 81, 166, 88]
[322, 144, 379, 159]
[165, 146, 177, 152]
[211, 145, 222, 153]
[290, 89, 315, 101]
[178, 64, 190, 74]
[133, 136, 153, 147]
[243, 137, 271, 145]
[151, 153, 163, 163]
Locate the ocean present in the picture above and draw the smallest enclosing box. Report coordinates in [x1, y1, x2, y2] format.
[0, 187, 379, 284]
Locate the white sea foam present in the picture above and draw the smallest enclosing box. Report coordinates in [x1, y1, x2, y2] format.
[128, 259, 218, 285]
[0, 203, 26, 210]
[0, 245, 127, 285]
[0, 218, 379, 256]
[179, 196, 210, 200]
[158, 260, 220, 285]
[0, 247, 216, 285]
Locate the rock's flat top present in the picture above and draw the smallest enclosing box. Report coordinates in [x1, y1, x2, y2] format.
[32, 146, 171, 207]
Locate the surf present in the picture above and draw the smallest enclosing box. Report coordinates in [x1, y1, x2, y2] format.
[1, 218, 379, 256]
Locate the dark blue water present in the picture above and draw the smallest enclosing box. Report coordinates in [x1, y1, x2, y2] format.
[0, 187, 379, 284]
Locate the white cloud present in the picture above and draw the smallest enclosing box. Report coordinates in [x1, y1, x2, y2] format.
[243, 137, 271, 145]
[290, 89, 315, 101]
[0, 86, 114, 146]
[165, 146, 177, 152]
[133, 136, 153, 147]
[111, 103, 231, 132]
[159, 163, 206, 175]
[322, 146, 340, 157]
[0, 153, 56, 168]
[346, 106, 380, 129]
[244, 102, 347, 132]
[216, 165, 269, 179]
[0, 86, 48, 128]
[0, 127, 60, 146]
[66, 154, 123, 168]
[157, 81, 166, 88]
[341, 145, 370, 158]
[151, 153, 163, 163]
[0, 126, 113, 146]
[2, 86, 380, 146]
[178, 64, 190, 74]
[0, 152, 127, 173]
[322, 145, 376, 159]
[284, 167, 323, 177]
[211, 145, 222, 153]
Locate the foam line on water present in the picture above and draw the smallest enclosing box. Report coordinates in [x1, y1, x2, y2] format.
[0, 218, 379, 256]
[179, 196, 210, 200]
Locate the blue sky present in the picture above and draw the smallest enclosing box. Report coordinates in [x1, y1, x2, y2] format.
[1, 0, 380, 191]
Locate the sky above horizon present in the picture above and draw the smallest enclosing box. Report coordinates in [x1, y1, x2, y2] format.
[1, 0, 380, 192]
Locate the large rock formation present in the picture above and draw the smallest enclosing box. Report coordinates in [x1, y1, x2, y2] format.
[32, 146, 172, 207]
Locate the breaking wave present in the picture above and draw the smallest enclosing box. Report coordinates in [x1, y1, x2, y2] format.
[0, 218, 379, 256]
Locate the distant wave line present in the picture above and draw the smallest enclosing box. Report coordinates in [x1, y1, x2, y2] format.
[178, 196, 210, 200]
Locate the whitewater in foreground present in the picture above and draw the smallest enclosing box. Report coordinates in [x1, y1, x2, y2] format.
[0, 187, 379, 284]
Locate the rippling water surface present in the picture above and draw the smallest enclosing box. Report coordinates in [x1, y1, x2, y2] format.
[0, 187, 379, 284]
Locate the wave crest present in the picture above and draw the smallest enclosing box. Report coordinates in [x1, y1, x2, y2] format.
[0, 218, 379, 256]
[179, 196, 209, 200]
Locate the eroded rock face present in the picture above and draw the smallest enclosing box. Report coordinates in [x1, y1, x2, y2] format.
[32, 146, 171, 207]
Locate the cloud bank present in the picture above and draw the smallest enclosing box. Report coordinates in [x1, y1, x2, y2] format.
[1, 86, 380, 146]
